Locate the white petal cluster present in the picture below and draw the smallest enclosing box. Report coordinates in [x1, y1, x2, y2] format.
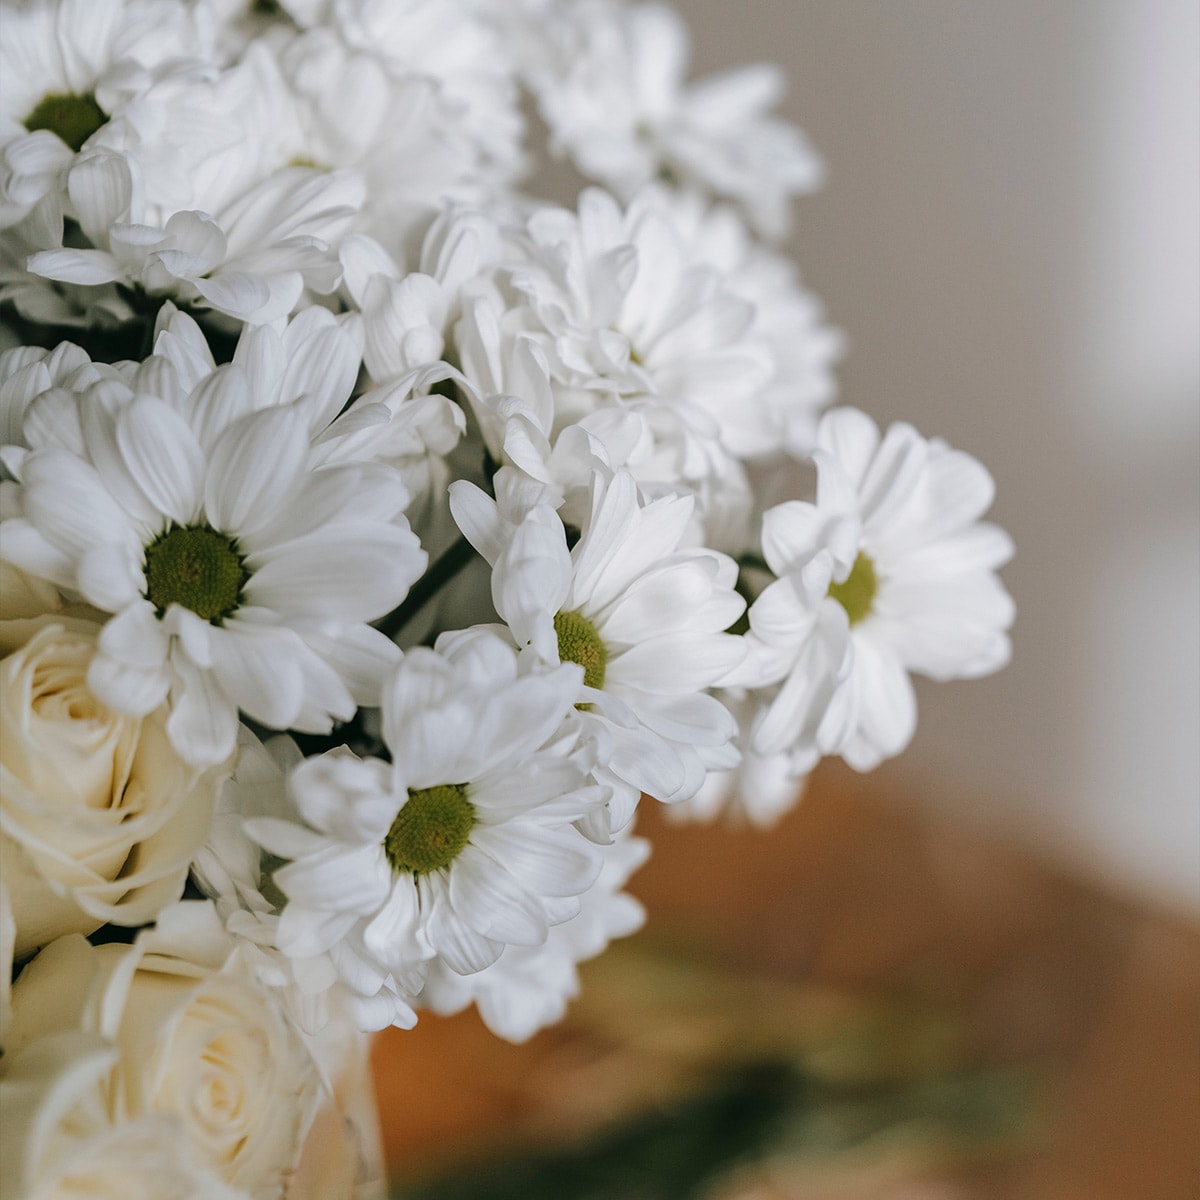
[508, 0, 821, 239]
[1, 0, 525, 326]
[0, 0, 216, 225]
[452, 466, 745, 834]
[734, 408, 1015, 775]
[350, 184, 843, 545]
[246, 631, 609, 1029]
[0, 306, 425, 765]
[420, 826, 650, 1043]
[2, 0, 1013, 1117]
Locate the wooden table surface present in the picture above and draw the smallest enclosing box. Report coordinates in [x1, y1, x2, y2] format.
[373, 765, 1200, 1199]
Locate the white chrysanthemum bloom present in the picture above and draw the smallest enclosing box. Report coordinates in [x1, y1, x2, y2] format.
[510, 186, 770, 434]
[739, 408, 1015, 772]
[193, 728, 421, 1034]
[480, 186, 768, 536]
[451, 466, 746, 833]
[6, 35, 366, 327]
[316, 0, 525, 192]
[0, 0, 216, 227]
[340, 205, 503, 384]
[666, 193, 844, 460]
[524, 0, 821, 238]
[452, 318, 651, 535]
[265, 15, 518, 259]
[420, 825, 649, 1042]
[0, 308, 425, 766]
[20, 145, 362, 326]
[248, 629, 610, 1012]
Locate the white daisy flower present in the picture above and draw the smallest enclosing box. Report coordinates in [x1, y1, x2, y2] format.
[451, 465, 746, 833]
[318, 0, 525, 194]
[478, 186, 768, 537]
[420, 825, 649, 1043]
[524, 0, 821, 238]
[451, 314, 652, 536]
[192, 728, 421, 1034]
[739, 407, 1015, 772]
[20, 146, 362, 326]
[666, 193, 844, 460]
[237, 27, 508, 262]
[339, 205, 503, 384]
[6, 32, 370, 329]
[246, 630, 608, 1013]
[0, 308, 426, 766]
[509, 186, 770, 430]
[0, 0, 216, 226]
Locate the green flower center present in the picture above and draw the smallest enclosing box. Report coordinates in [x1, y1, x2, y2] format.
[144, 525, 249, 623]
[384, 784, 475, 875]
[24, 92, 107, 152]
[287, 154, 330, 171]
[554, 609, 607, 691]
[827, 551, 878, 626]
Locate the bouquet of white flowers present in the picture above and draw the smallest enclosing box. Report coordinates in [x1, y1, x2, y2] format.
[0, 0, 1014, 1195]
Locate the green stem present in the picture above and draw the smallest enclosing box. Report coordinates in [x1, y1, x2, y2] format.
[737, 552, 771, 575]
[729, 553, 773, 635]
[376, 534, 479, 640]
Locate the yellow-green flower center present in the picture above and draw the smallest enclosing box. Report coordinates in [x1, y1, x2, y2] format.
[554, 609, 607, 691]
[384, 784, 475, 875]
[24, 92, 107, 152]
[144, 525, 249, 623]
[827, 551, 878, 626]
[287, 154, 330, 171]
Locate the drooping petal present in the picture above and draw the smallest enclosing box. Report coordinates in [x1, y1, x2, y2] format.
[209, 622, 304, 731]
[448, 845, 548, 946]
[472, 823, 601, 899]
[425, 878, 503, 975]
[97, 600, 167, 669]
[164, 652, 239, 766]
[274, 844, 392, 917]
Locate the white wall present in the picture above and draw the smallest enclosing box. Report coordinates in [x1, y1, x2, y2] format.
[682, 0, 1200, 909]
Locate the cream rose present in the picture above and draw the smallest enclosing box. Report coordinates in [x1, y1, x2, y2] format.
[1, 618, 226, 958]
[0, 1032, 241, 1200]
[4, 903, 320, 1200]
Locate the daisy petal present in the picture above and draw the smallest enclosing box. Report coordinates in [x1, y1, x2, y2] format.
[448, 846, 548, 946]
[116, 396, 204, 525]
[74, 542, 142, 610]
[362, 875, 424, 967]
[473, 824, 601, 898]
[425, 880, 503, 975]
[165, 654, 239, 766]
[97, 601, 167, 669]
[608, 631, 745, 694]
[205, 406, 307, 539]
[87, 651, 169, 718]
[209, 622, 304, 731]
[274, 844, 391, 916]
[277, 905, 360, 958]
[244, 523, 424, 622]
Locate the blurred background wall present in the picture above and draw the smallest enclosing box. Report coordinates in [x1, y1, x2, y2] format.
[680, 0, 1198, 910]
